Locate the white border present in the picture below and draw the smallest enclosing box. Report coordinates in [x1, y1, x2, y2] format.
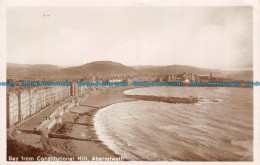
[0, 1, 7, 165]
[0, 0, 259, 165]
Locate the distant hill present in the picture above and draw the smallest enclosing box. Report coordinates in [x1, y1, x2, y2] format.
[7, 61, 253, 81]
[7, 63, 63, 80]
[62, 61, 137, 76]
[7, 63, 62, 71]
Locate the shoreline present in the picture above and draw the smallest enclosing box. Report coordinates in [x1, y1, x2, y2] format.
[48, 85, 202, 160]
[48, 86, 137, 160]
[7, 86, 210, 160]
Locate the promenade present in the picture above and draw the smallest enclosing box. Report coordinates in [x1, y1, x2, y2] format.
[8, 86, 136, 160]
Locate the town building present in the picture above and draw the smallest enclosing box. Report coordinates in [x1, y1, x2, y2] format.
[7, 90, 19, 128]
[7, 83, 84, 128]
[19, 89, 30, 121]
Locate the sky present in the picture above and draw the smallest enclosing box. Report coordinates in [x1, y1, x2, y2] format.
[7, 6, 252, 69]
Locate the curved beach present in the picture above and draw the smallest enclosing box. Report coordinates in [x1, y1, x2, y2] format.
[52, 86, 138, 160]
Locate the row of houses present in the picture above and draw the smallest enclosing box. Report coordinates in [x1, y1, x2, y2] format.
[6, 82, 91, 128]
[157, 73, 232, 83]
[104, 73, 232, 85]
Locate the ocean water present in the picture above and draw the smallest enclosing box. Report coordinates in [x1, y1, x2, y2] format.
[94, 87, 253, 161]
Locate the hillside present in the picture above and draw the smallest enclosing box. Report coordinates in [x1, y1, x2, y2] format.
[7, 63, 63, 80]
[62, 61, 137, 76]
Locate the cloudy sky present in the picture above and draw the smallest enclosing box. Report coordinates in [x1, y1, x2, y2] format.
[7, 6, 252, 69]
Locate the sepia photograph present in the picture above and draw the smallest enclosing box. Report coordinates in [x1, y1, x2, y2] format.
[1, 0, 260, 164]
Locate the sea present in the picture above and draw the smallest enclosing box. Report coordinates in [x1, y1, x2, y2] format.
[94, 86, 253, 161]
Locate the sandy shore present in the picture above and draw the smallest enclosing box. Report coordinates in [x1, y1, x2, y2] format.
[10, 86, 137, 161]
[49, 86, 137, 160]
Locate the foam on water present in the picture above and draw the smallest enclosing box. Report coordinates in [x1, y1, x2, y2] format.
[94, 87, 253, 161]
